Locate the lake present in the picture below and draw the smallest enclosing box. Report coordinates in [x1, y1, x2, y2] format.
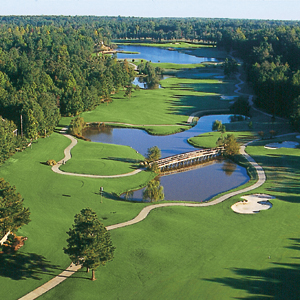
[117, 45, 218, 64]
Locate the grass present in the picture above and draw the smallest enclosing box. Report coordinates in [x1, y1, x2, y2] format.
[117, 41, 214, 49]
[1, 46, 298, 299]
[60, 139, 144, 176]
[0, 133, 155, 299]
[80, 76, 231, 135]
[188, 131, 257, 149]
[40, 142, 300, 299]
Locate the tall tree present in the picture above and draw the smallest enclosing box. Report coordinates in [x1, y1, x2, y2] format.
[143, 179, 164, 202]
[223, 134, 240, 156]
[145, 146, 161, 163]
[63, 208, 115, 281]
[0, 178, 31, 237]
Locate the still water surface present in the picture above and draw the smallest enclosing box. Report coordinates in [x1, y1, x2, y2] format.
[117, 45, 218, 64]
[83, 115, 249, 202]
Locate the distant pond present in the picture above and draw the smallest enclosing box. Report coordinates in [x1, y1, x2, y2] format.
[116, 45, 218, 64]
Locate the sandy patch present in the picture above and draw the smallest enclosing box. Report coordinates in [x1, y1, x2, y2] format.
[231, 194, 274, 214]
[220, 95, 238, 101]
[264, 141, 299, 149]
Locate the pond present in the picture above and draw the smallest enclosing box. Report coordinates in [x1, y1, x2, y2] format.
[83, 114, 250, 202]
[84, 115, 236, 158]
[125, 159, 248, 202]
[117, 45, 218, 64]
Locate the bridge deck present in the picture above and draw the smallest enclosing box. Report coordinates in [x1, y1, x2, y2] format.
[152, 147, 224, 169]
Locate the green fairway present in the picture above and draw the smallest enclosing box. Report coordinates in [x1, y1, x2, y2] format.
[188, 131, 257, 148]
[116, 41, 214, 48]
[0, 134, 155, 299]
[36, 139, 300, 300]
[80, 76, 231, 135]
[60, 139, 144, 176]
[1, 43, 298, 300]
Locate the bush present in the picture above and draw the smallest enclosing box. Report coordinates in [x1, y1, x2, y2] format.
[46, 159, 57, 166]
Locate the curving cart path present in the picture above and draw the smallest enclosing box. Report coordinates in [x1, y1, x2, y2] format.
[51, 128, 143, 178]
[20, 141, 266, 300]
[20, 68, 274, 300]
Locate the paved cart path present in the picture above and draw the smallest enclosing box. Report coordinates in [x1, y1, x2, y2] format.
[20, 66, 291, 300]
[19, 137, 267, 300]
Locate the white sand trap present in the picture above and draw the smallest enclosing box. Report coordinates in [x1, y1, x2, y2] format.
[231, 194, 274, 214]
[214, 75, 225, 79]
[220, 95, 238, 101]
[264, 141, 299, 149]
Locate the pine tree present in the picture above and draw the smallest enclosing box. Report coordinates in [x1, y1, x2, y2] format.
[63, 208, 115, 281]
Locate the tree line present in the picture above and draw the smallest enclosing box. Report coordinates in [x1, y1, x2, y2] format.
[0, 21, 136, 165]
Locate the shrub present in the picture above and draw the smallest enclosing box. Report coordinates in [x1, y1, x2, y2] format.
[46, 159, 57, 166]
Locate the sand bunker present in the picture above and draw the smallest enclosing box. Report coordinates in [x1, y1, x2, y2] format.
[264, 141, 299, 149]
[231, 194, 274, 214]
[220, 95, 238, 101]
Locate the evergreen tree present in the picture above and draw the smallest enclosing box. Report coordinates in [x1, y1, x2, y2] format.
[63, 208, 115, 281]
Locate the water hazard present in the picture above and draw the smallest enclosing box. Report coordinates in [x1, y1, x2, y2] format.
[117, 45, 218, 64]
[83, 115, 250, 202]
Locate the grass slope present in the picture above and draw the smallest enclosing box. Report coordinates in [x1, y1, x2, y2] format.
[0, 134, 155, 299]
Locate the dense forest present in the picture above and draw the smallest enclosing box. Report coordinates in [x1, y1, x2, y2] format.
[2, 16, 300, 165]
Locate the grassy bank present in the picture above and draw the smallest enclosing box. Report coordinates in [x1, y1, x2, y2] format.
[40, 141, 300, 299]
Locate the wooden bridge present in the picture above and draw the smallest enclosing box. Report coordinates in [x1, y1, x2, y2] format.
[150, 147, 225, 172]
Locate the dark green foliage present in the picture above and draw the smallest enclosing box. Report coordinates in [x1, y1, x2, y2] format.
[230, 96, 250, 117]
[137, 62, 160, 89]
[0, 118, 26, 166]
[223, 58, 238, 77]
[0, 22, 135, 138]
[69, 116, 85, 136]
[212, 120, 226, 133]
[0, 178, 31, 236]
[64, 208, 115, 281]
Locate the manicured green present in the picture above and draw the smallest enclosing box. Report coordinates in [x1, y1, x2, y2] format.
[1, 44, 298, 300]
[117, 41, 214, 48]
[0, 133, 155, 299]
[188, 131, 257, 149]
[80, 76, 231, 135]
[60, 139, 144, 176]
[40, 141, 300, 299]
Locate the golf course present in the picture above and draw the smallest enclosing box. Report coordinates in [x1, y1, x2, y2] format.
[1, 42, 299, 300]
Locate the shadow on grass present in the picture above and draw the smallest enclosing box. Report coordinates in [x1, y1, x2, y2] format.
[0, 252, 59, 280]
[105, 157, 143, 164]
[205, 238, 300, 299]
[249, 152, 300, 203]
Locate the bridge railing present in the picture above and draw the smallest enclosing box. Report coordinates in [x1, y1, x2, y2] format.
[151, 147, 224, 169]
